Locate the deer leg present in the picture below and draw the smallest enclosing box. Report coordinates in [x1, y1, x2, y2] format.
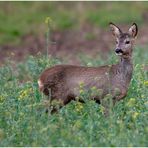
[45, 99, 63, 114]
[46, 91, 73, 114]
[113, 91, 127, 105]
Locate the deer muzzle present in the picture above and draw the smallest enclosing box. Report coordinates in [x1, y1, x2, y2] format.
[115, 48, 123, 55]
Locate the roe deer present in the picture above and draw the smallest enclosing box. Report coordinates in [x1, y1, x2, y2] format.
[38, 23, 138, 112]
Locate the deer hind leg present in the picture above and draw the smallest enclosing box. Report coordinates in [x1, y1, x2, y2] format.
[39, 83, 62, 114]
[45, 88, 70, 114]
[46, 98, 69, 114]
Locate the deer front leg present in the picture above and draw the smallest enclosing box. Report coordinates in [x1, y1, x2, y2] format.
[113, 89, 127, 105]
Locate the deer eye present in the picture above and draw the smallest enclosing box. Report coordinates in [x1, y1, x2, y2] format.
[125, 41, 130, 44]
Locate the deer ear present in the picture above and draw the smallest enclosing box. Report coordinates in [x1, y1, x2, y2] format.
[109, 22, 122, 38]
[128, 23, 138, 38]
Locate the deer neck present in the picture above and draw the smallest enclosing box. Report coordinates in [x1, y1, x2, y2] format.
[117, 56, 133, 83]
[119, 56, 133, 69]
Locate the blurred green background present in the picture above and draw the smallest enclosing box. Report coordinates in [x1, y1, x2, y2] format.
[0, 1, 148, 45]
[0, 1, 148, 63]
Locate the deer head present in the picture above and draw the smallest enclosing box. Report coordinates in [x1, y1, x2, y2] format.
[109, 22, 138, 59]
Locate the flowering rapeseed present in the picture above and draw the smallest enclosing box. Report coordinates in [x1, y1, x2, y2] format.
[18, 88, 32, 100]
[143, 80, 148, 86]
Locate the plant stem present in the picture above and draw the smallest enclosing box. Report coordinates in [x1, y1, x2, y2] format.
[46, 22, 50, 61]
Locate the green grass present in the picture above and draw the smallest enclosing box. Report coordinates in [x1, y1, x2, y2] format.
[0, 1, 148, 45]
[0, 46, 148, 146]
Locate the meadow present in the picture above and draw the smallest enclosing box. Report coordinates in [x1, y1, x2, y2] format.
[0, 46, 148, 146]
[0, 1, 148, 147]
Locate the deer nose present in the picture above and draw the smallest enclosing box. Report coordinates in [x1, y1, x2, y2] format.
[115, 48, 123, 54]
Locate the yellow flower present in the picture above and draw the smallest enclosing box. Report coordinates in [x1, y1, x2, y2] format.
[127, 98, 136, 107]
[141, 95, 145, 98]
[91, 86, 97, 91]
[74, 120, 82, 128]
[79, 81, 84, 89]
[91, 87, 103, 97]
[132, 112, 139, 119]
[45, 17, 53, 24]
[18, 88, 32, 100]
[0, 96, 5, 102]
[79, 89, 84, 94]
[100, 105, 105, 114]
[143, 81, 148, 86]
[75, 102, 83, 112]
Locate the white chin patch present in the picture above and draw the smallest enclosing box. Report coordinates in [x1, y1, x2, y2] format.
[115, 53, 123, 56]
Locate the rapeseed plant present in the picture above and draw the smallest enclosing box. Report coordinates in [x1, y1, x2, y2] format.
[127, 98, 136, 107]
[75, 102, 83, 112]
[143, 80, 148, 86]
[132, 112, 139, 119]
[0, 96, 5, 103]
[18, 88, 32, 100]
